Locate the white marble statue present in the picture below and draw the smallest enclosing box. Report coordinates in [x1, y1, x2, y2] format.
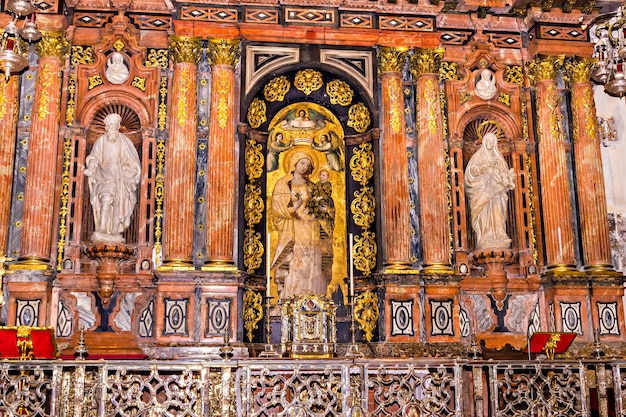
[85, 113, 141, 243]
[465, 132, 515, 250]
[475, 69, 497, 100]
[105, 52, 130, 84]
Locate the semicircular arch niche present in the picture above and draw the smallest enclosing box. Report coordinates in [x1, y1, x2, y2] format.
[89, 103, 142, 146]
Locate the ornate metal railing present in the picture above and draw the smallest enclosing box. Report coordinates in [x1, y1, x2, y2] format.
[0, 358, 624, 416]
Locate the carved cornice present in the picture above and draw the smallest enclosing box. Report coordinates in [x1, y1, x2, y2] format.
[526, 54, 565, 83]
[377, 46, 408, 76]
[207, 38, 241, 68]
[35, 31, 69, 60]
[409, 47, 445, 78]
[565, 56, 597, 84]
[169, 35, 203, 65]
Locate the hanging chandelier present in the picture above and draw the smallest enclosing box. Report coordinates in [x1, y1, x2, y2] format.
[0, 0, 41, 80]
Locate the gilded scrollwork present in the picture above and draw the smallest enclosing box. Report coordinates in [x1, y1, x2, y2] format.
[243, 289, 263, 342]
[582, 87, 597, 140]
[244, 184, 264, 226]
[158, 76, 168, 131]
[460, 91, 472, 104]
[70, 45, 94, 67]
[425, 79, 438, 135]
[207, 38, 241, 67]
[88, 74, 103, 90]
[243, 228, 263, 272]
[377, 46, 408, 75]
[169, 36, 203, 65]
[354, 290, 379, 342]
[347, 102, 371, 133]
[56, 136, 72, 271]
[354, 232, 377, 276]
[35, 31, 69, 60]
[66, 73, 76, 125]
[153, 139, 166, 258]
[526, 54, 565, 83]
[409, 48, 444, 77]
[498, 92, 511, 107]
[37, 63, 53, 120]
[326, 79, 354, 106]
[176, 66, 191, 126]
[388, 77, 402, 133]
[245, 138, 264, 182]
[439, 61, 459, 81]
[351, 187, 375, 229]
[263, 75, 291, 102]
[131, 76, 146, 91]
[294, 68, 323, 95]
[247, 97, 267, 129]
[349, 143, 374, 186]
[504, 65, 524, 84]
[144, 48, 169, 69]
[216, 75, 231, 129]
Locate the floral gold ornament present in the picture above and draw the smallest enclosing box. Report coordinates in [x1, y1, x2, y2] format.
[347, 102, 371, 133]
[216, 75, 231, 129]
[377, 46, 408, 75]
[243, 228, 263, 272]
[565, 56, 596, 84]
[245, 138, 264, 182]
[131, 76, 146, 92]
[70, 46, 94, 67]
[88, 74, 103, 90]
[425, 79, 438, 135]
[582, 88, 597, 139]
[153, 139, 166, 257]
[37, 63, 53, 120]
[388, 77, 402, 133]
[243, 289, 263, 342]
[440, 61, 459, 81]
[207, 38, 241, 67]
[176, 66, 191, 126]
[263, 75, 290, 102]
[294, 68, 323, 95]
[350, 143, 374, 186]
[158, 76, 167, 131]
[247, 97, 267, 129]
[56, 136, 72, 271]
[351, 187, 375, 229]
[35, 31, 69, 60]
[113, 39, 124, 52]
[354, 290, 378, 342]
[460, 91, 472, 104]
[354, 231, 377, 276]
[498, 92, 511, 107]
[145, 48, 169, 69]
[326, 79, 354, 106]
[504, 65, 524, 84]
[170, 36, 203, 65]
[244, 184, 264, 226]
[66, 74, 76, 125]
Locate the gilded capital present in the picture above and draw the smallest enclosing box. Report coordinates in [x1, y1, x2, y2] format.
[526, 54, 565, 83]
[409, 48, 445, 78]
[207, 38, 241, 67]
[169, 36, 203, 65]
[35, 31, 69, 60]
[377, 46, 409, 76]
[565, 56, 597, 84]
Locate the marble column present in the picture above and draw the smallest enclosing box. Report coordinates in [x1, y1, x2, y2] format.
[378, 46, 412, 270]
[14, 32, 69, 268]
[409, 48, 454, 274]
[527, 55, 578, 274]
[204, 38, 240, 269]
[161, 36, 202, 269]
[0, 77, 20, 255]
[566, 56, 616, 274]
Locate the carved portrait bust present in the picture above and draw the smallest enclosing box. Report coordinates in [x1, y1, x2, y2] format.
[105, 52, 130, 85]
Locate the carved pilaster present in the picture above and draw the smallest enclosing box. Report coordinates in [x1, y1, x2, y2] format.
[528, 54, 579, 274]
[567, 56, 616, 274]
[161, 36, 202, 269]
[409, 47, 453, 274]
[204, 38, 240, 269]
[377, 46, 411, 270]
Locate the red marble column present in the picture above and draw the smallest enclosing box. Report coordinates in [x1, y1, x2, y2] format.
[0, 77, 20, 255]
[566, 57, 616, 274]
[410, 48, 454, 274]
[378, 46, 412, 270]
[204, 38, 240, 268]
[15, 32, 69, 268]
[161, 36, 202, 269]
[527, 55, 578, 274]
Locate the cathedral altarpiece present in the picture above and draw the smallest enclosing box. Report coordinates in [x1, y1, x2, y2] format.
[0, 2, 624, 413]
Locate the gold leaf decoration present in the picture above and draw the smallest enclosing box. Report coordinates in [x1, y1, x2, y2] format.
[144, 48, 169, 69]
[113, 39, 124, 52]
[409, 48, 444, 77]
[176, 66, 191, 126]
[349, 143, 374, 186]
[388, 77, 402, 133]
[294, 68, 323, 95]
[440, 61, 459, 81]
[498, 92, 511, 107]
[247, 97, 267, 129]
[354, 290, 379, 342]
[460, 91, 472, 104]
[351, 187, 375, 229]
[35, 31, 69, 60]
[347, 102, 371, 133]
[56, 136, 72, 271]
[37, 63, 53, 120]
[158, 76, 168, 131]
[353, 231, 377, 276]
[216, 75, 231, 129]
[263, 75, 290, 102]
[425, 79, 438, 135]
[243, 290, 263, 342]
[245, 138, 264, 182]
[526, 54, 565, 83]
[243, 228, 263, 272]
[504, 65, 523, 84]
[565, 56, 596, 84]
[153, 139, 166, 257]
[170, 36, 203, 65]
[244, 184, 264, 226]
[70, 45, 94, 67]
[66, 73, 76, 125]
[0, 80, 8, 121]
[377, 46, 409, 75]
[327, 79, 354, 106]
[207, 38, 240, 67]
[88, 74, 103, 90]
[131, 76, 146, 92]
